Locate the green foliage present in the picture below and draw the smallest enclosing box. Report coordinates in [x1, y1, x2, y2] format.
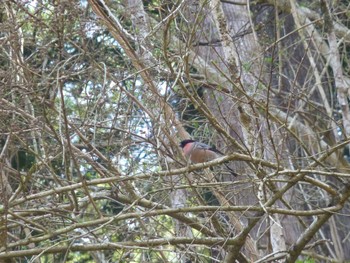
[264, 56, 273, 64]
[67, 252, 94, 263]
[296, 258, 316, 263]
[242, 61, 252, 71]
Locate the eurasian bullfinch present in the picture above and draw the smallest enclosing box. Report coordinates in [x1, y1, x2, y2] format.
[179, 139, 237, 176]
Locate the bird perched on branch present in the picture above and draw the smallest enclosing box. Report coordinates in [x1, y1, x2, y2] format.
[179, 139, 238, 176]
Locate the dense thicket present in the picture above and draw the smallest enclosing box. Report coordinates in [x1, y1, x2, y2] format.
[1, 0, 350, 262]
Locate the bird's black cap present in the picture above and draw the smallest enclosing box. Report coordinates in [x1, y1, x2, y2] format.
[179, 139, 196, 148]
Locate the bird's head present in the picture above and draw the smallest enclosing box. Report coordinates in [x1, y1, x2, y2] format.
[179, 139, 196, 148]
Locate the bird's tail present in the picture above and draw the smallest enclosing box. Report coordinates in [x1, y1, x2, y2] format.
[224, 163, 238, 177]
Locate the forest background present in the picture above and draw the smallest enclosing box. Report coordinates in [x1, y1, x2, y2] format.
[1, 0, 350, 262]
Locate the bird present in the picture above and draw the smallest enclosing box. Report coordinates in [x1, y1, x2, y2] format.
[179, 139, 237, 176]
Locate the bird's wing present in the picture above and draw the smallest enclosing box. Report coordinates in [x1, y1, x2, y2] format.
[194, 142, 224, 155]
[194, 142, 211, 150]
